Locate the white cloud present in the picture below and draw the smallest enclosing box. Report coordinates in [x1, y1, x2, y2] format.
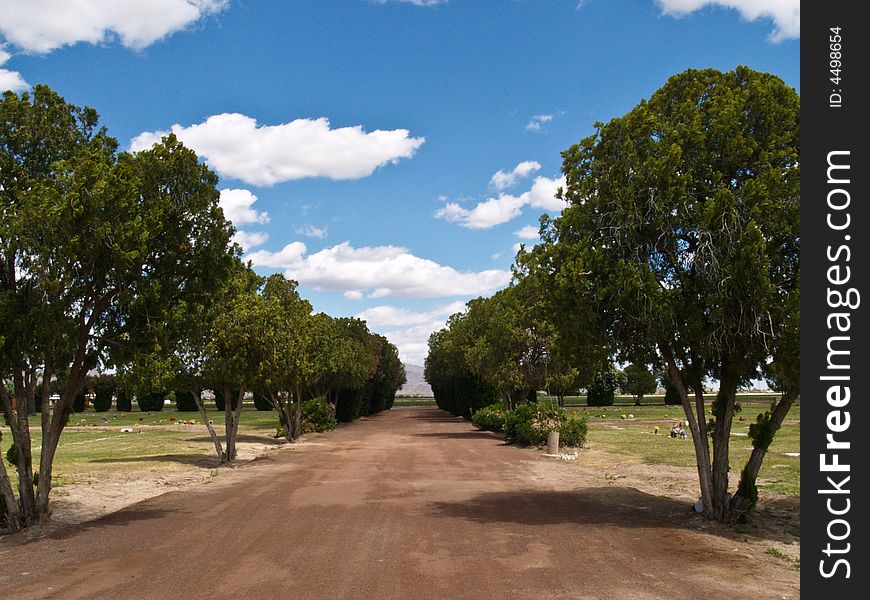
[435, 195, 527, 229]
[246, 241, 511, 299]
[489, 160, 541, 191]
[356, 301, 466, 328]
[294, 224, 328, 239]
[655, 0, 799, 41]
[0, 46, 27, 91]
[382, 321, 446, 366]
[344, 290, 365, 300]
[130, 113, 425, 186]
[514, 225, 539, 240]
[0, 0, 227, 54]
[231, 230, 268, 251]
[219, 188, 269, 225]
[512, 242, 523, 254]
[368, 302, 472, 364]
[526, 114, 554, 131]
[435, 175, 566, 229]
[245, 242, 307, 269]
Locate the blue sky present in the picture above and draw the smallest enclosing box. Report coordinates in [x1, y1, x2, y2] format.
[1, 0, 800, 365]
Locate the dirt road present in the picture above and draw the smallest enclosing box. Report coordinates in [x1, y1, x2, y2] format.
[0, 407, 798, 599]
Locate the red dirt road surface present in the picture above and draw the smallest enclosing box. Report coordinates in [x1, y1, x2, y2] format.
[0, 407, 798, 599]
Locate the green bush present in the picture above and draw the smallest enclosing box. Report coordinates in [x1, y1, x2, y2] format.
[137, 391, 166, 412]
[471, 403, 507, 432]
[559, 415, 588, 448]
[213, 388, 240, 412]
[73, 390, 87, 412]
[174, 390, 198, 411]
[503, 402, 587, 448]
[115, 389, 132, 412]
[253, 391, 273, 411]
[586, 369, 624, 406]
[93, 388, 112, 412]
[660, 374, 683, 406]
[301, 397, 337, 433]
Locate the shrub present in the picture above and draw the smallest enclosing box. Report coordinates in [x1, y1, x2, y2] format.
[301, 397, 336, 433]
[504, 403, 557, 446]
[503, 402, 588, 449]
[174, 390, 198, 411]
[559, 414, 588, 448]
[253, 391, 273, 411]
[115, 389, 132, 412]
[92, 388, 112, 412]
[137, 391, 166, 412]
[213, 389, 240, 411]
[73, 390, 87, 412]
[471, 403, 507, 433]
[660, 374, 683, 406]
[586, 368, 624, 407]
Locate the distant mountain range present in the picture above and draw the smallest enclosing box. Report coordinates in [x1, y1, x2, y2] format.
[398, 363, 432, 397]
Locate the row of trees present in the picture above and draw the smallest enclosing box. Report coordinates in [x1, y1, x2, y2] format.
[0, 86, 404, 531]
[427, 67, 800, 524]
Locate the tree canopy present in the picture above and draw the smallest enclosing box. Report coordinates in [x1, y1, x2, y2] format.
[517, 66, 800, 521]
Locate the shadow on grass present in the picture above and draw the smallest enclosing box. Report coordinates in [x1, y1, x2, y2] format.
[185, 434, 285, 445]
[428, 487, 790, 543]
[90, 453, 216, 467]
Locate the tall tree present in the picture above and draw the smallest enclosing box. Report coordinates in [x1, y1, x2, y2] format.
[0, 87, 235, 529]
[622, 363, 657, 406]
[520, 67, 799, 521]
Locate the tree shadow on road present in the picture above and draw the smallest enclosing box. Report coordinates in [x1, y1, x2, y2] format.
[428, 487, 793, 543]
[46, 508, 177, 541]
[413, 432, 505, 441]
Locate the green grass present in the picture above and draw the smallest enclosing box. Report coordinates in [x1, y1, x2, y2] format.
[1, 408, 285, 491]
[572, 402, 800, 495]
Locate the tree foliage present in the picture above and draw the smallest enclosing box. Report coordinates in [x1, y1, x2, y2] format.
[0, 86, 236, 529]
[517, 66, 799, 521]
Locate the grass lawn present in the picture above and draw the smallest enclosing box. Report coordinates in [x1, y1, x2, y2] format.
[1, 408, 285, 491]
[572, 402, 800, 495]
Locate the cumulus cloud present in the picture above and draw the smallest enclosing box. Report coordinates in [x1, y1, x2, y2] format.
[0, 46, 27, 91]
[231, 230, 269, 251]
[514, 225, 539, 240]
[246, 241, 511, 299]
[526, 114, 554, 131]
[435, 175, 566, 229]
[0, 0, 227, 54]
[382, 322, 445, 366]
[245, 242, 307, 269]
[130, 113, 425, 186]
[294, 224, 328, 239]
[655, 0, 799, 41]
[356, 301, 466, 328]
[219, 188, 269, 225]
[489, 160, 541, 191]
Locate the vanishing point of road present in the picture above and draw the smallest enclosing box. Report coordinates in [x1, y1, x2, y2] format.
[0, 407, 798, 600]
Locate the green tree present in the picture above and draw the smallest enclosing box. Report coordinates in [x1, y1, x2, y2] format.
[622, 363, 657, 406]
[0, 86, 236, 529]
[585, 367, 625, 407]
[520, 67, 799, 521]
[256, 274, 315, 442]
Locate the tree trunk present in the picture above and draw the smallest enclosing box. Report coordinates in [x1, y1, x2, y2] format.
[223, 385, 236, 462]
[664, 352, 714, 518]
[231, 387, 244, 453]
[292, 385, 303, 441]
[709, 371, 739, 521]
[193, 390, 225, 463]
[729, 386, 800, 518]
